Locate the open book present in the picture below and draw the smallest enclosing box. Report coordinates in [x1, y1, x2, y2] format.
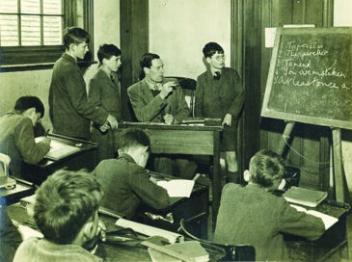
[35, 137, 80, 161]
[283, 186, 327, 207]
[290, 204, 338, 230]
[156, 179, 195, 198]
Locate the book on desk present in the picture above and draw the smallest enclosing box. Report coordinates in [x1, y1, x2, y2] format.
[283, 186, 328, 207]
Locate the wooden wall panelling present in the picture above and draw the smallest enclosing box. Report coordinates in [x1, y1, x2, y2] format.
[120, 0, 149, 120]
[236, 0, 333, 189]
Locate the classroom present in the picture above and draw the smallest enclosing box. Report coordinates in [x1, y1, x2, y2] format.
[1, 0, 352, 261]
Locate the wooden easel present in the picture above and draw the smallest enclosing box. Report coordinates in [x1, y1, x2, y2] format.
[278, 121, 349, 203]
[279, 121, 352, 260]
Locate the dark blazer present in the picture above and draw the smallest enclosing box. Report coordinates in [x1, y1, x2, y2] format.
[49, 54, 108, 139]
[127, 79, 189, 123]
[93, 153, 170, 219]
[195, 67, 245, 126]
[214, 183, 325, 261]
[0, 113, 50, 178]
[89, 69, 122, 160]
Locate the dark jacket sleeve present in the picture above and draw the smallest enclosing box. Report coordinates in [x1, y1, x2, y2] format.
[88, 78, 103, 125]
[277, 201, 325, 240]
[127, 84, 167, 122]
[64, 66, 108, 125]
[15, 118, 50, 164]
[129, 167, 170, 209]
[194, 75, 204, 117]
[0, 206, 22, 262]
[228, 70, 245, 118]
[172, 87, 190, 123]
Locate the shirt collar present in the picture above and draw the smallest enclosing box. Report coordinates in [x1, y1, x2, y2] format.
[144, 78, 163, 91]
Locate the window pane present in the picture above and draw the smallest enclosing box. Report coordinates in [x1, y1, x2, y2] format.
[43, 16, 62, 45]
[21, 0, 40, 14]
[21, 15, 40, 46]
[0, 15, 19, 46]
[43, 0, 62, 15]
[0, 0, 18, 13]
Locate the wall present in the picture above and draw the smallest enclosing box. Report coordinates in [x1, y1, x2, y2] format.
[149, 0, 231, 79]
[334, 0, 352, 194]
[0, 1, 120, 129]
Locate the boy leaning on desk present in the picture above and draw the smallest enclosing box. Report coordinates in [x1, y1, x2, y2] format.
[0, 96, 50, 179]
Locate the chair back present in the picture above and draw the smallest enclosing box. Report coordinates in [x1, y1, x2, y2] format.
[164, 76, 197, 117]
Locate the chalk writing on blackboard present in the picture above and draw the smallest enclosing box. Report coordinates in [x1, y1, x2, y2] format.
[261, 27, 352, 130]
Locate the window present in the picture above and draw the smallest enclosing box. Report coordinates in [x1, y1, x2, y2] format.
[0, 0, 93, 68]
[0, 0, 63, 47]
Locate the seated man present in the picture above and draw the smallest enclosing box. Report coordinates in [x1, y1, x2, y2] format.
[127, 52, 189, 124]
[0, 96, 50, 178]
[214, 150, 325, 261]
[127, 53, 196, 177]
[13, 170, 104, 262]
[93, 128, 170, 219]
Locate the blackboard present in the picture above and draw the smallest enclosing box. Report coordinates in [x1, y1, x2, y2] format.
[261, 27, 352, 130]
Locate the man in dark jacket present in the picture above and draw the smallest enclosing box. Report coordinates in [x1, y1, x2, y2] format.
[93, 128, 170, 219]
[195, 42, 245, 183]
[0, 96, 50, 178]
[49, 27, 118, 140]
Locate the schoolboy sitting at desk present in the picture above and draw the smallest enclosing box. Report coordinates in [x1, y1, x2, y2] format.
[0, 96, 50, 179]
[214, 150, 325, 261]
[13, 170, 104, 262]
[93, 128, 170, 219]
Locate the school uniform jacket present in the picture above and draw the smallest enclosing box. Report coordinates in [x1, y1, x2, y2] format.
[214, 183, 325, 261]
[0, 113, 50, 178]
[127, 79, 189, 123]
[93, 153, 170, 219]
[49, 54, 108, 139]
[88, 69, 122, 160]
[195, 67, 245, 126]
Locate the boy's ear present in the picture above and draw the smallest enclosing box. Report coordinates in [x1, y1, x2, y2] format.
[205, 57, 211, 64]
[243, 169, 251, 182]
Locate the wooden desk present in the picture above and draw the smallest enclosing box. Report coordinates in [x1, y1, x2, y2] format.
[286, 201, 350, 261]
[120, 121, 223, 223]
[23, 134, 98, 185]
[0, 179, 34, 206]
[136, 181, 209, 239]
[7, 204, 223, 261]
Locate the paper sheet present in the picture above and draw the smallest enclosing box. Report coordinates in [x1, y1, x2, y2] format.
[157, 179, 194, 198]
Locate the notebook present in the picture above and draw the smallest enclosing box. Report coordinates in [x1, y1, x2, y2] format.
[146, 240, 209, 262]
[283, 186, 327, 207]
[35, 137, 80, 161]
[156, 179, 195, 198]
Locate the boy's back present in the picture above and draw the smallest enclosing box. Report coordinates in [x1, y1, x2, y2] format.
[214, 183, 324, 261]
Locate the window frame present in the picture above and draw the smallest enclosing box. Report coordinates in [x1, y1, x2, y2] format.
[0, 0, 94, 70]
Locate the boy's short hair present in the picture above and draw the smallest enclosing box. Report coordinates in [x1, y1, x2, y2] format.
[33, 170, 103, 244]
[97, 44, 121, 64]
[249, 150, 285, 187]
[117, 128, 150, 151]
[63, 27, 90, 50]
[139, 53, 160, 79]
[14, 96, 45, 118]
[202, 42, 224, 58]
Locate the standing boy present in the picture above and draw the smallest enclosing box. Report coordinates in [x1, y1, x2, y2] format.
[49, 27, 118, 140]
[89, 44, 123, 160]
[195, 42, 245, 183]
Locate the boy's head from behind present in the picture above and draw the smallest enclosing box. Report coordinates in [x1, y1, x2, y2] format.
[14, 96, 45, 125]
[117, 128, 150, 168]
[63, 27, 90, 59]
[246, 150, 285, 189]
[33, 170, 102, 245]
